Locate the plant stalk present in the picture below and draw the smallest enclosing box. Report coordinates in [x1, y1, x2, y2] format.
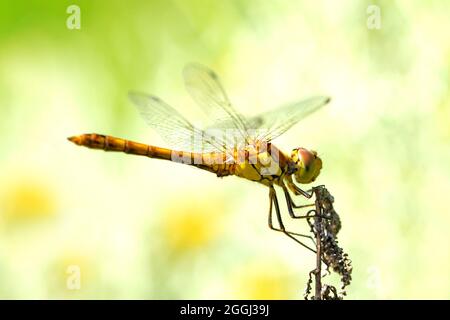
[314, 188, 322, 300]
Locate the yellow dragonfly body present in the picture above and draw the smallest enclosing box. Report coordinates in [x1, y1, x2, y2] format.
[68, 64, 330, 252]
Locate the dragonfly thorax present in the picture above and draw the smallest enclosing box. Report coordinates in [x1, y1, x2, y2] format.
[290, 148, 322, 184]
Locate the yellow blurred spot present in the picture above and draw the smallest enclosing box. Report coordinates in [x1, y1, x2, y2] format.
[162, 201, 221, 253]
[1, 178, 56, 225]
[232, 261, 295, 299]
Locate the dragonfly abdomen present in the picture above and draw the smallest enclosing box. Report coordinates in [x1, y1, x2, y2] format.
[68, 133, 173, 160]
[68, 133, 233, 177]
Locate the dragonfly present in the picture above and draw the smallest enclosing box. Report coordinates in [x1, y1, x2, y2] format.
[68, 63, 330, 252]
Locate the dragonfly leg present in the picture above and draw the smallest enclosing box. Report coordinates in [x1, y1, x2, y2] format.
[287, 181, 314, 198]
[268, 187, 316, 253]
[282, 184, 315, 219]
[284, 181, 330, 220]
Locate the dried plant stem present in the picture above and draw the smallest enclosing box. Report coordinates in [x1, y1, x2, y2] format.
[303, 185, 352, 300]
[314, 188, 323, 300]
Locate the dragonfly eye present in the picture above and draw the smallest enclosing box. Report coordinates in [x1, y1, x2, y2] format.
[292, 148, 322, 184]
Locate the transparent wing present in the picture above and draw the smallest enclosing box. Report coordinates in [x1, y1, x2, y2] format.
[245, 96, 331, 142]
[128, 91, 228, 153]
[183, 63, 250, 144]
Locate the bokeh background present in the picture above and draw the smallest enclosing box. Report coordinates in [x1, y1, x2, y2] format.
[0, 0, 449, 299]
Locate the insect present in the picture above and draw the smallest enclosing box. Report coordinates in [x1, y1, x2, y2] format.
[68, 64, 330, 252]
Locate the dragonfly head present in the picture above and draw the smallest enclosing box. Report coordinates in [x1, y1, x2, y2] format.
[291, 148, 322, 184]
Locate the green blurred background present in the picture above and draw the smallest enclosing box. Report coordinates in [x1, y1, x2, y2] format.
[0, 0, 449, 299]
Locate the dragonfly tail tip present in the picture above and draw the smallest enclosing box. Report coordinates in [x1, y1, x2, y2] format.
[67, 135, 82, 145]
